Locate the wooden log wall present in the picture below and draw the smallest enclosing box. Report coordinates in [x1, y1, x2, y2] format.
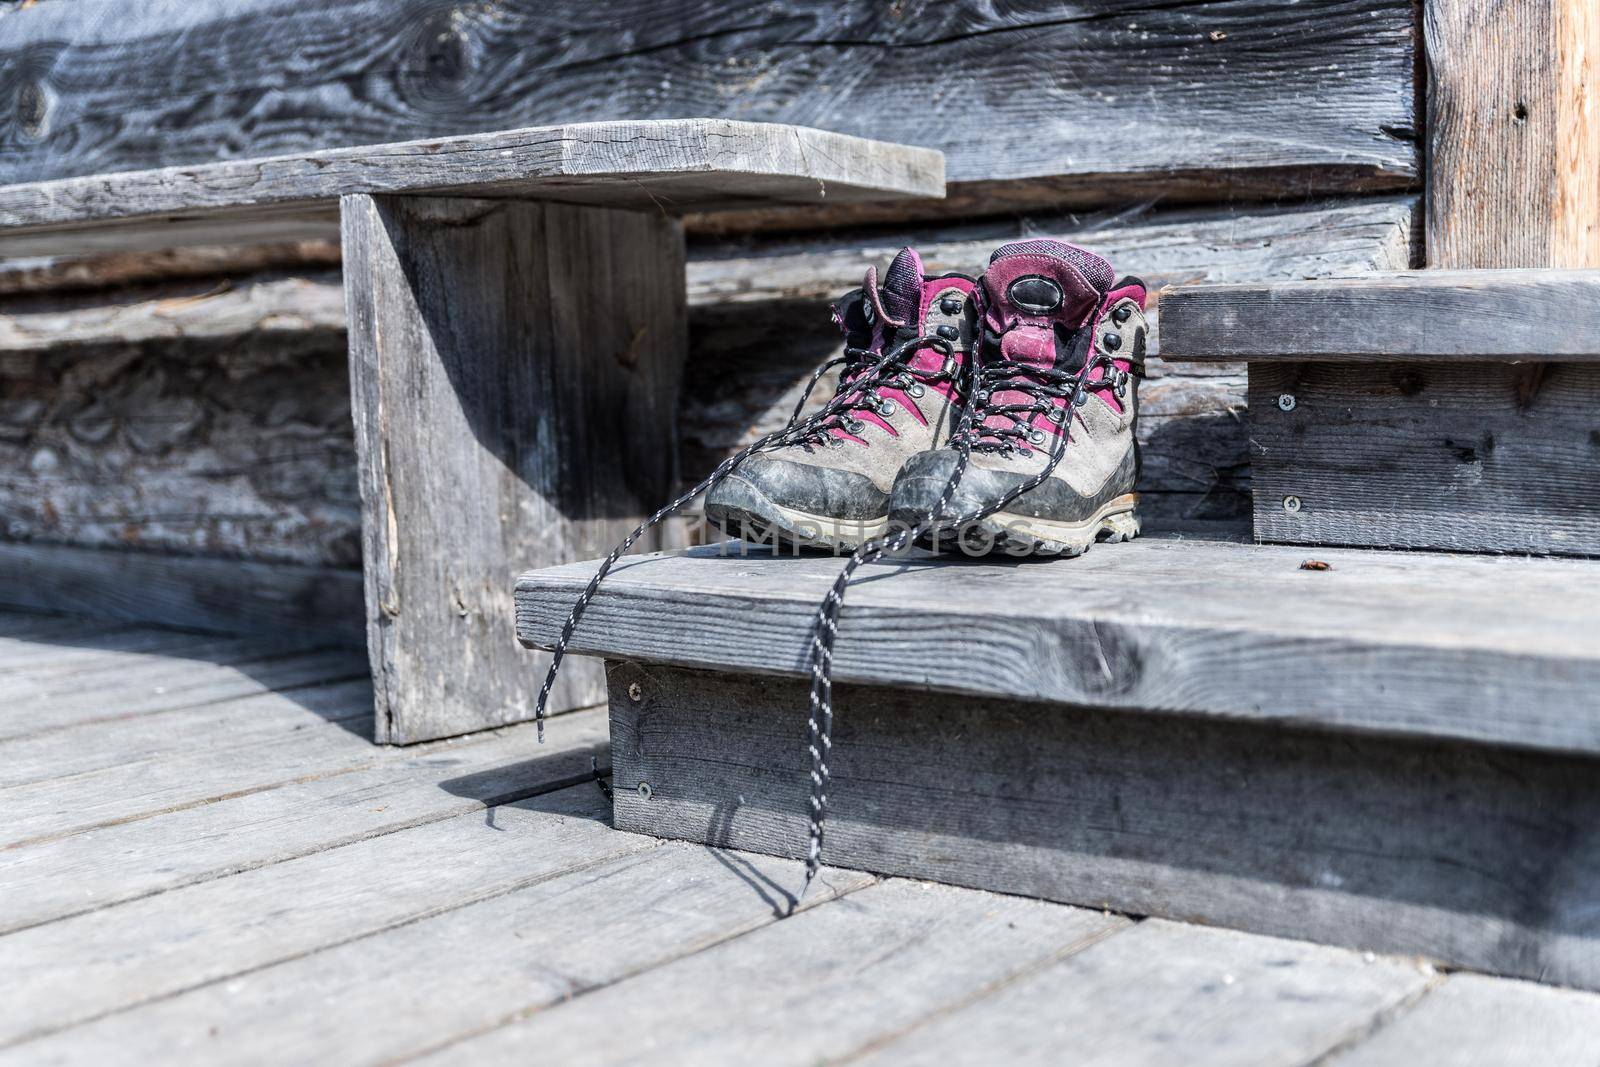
[0, 198, 1417, 573]
[0, 0, 1422, 635]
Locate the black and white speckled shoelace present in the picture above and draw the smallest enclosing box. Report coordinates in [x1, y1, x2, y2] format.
[795, 322, 1102, 903]
[531, 331, 961, 739]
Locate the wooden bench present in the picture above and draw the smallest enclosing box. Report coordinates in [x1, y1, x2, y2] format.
[0, 119, 944, 742]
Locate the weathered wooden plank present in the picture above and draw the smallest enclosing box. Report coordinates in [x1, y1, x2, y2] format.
[517, 538, 1600, 756]
[4, 845, 872, 1066]
[606, 663, 1600, 991]
[0, 785, 645, 1046]
[1248, 361, 1600, 556]
[5, 647, 368, 741]
[1159, 270, 1600, 362]
[0, 707, 611, 935]
[0, 626, 256, 679]
[1425, 0, 1600, 269]
[854, 920, 1433, 1066]
[2, 676, 374, 788]
[1328, 974, 1600, 1066]
[3, 629, 325, 691]
[0, 0, 1415, 220]
[0, 119, 942, 257]
[413, 878, 1127, 1066]
[0, 271, 346, 352]
[343, 194, 687, 742]
[0, 683, 377, 848]
[0, 241, 342, 296]
[0, 543, 365, 645]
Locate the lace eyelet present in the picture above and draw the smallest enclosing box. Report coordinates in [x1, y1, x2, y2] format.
[1028, 428, 1047, 445]
[878, 399, 897, 417]
[1048, 407, 1065, 424]
[846, 418, 866, 435]
[907, 382, 926, 398]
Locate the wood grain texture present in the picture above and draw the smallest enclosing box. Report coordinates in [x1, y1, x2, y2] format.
[1159, 269, 1600, 362]
[1425, 0, 1600, 269]
[415, 878, 1127, 1066]
[0, 314, 361, 569]
[9, 845, 872, 1067]
[0, 118, 943, 257]
[0, 786, 645, 1046]
[343, 194, 686, 743]
[607, 663, 1600, 991]
[1328, 974, 1600, 1066]
[0, 0, 1415, 215]
[0, 542, 365, 644]
[854, 919, 1433, 1067]
[1, 706, 611, 935]
[516, 537, 1600, 756]
[0, 199, 1412, 560]
[1248, 361, 1600, 555]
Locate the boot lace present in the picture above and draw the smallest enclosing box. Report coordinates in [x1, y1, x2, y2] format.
[531, 330, 960, 740]
[795, 322, 1109, 904]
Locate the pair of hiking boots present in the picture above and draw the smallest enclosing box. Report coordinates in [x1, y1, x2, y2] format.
[534, 237, 1147, 899]
[705, 239, 1148, 557]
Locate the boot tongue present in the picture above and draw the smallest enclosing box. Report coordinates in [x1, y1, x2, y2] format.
[864, 246, 925, 330]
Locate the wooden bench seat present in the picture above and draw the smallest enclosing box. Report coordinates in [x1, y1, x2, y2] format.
[514, 537, 1600, 990]
[0, 118, 944, 743]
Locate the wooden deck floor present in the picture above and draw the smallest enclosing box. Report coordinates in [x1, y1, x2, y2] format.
[3, 609, 1598, 1066]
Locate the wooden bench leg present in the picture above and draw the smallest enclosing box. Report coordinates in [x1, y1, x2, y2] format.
[341, 194, 686, 743]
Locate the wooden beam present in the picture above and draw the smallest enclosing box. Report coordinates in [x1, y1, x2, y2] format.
[515, 538, 1600, 757]
[1425, 0, 1600, 268]
[608, 661, 1600, 992]
[0, 119, 944, 258]
[0, 541, 364, 646]
[343, 195, 686, 744]
[0, 0, 1417, 219]
[1157, 269, 1600, 362]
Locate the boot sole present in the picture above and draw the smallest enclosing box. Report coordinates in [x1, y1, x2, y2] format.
[925, 493, 1141, 557]
[705, 479, 889, 553]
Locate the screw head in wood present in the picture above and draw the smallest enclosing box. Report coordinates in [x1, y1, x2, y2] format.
[628, 681, 643, 702]
[637, 781, 653, 801]
[1283, 495, 1303, 514]
[1277, 393, 1297, 412]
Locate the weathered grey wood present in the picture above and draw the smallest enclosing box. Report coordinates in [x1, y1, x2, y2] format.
[1, 707, 611, 935]
[0, 199, 1413, 563]
[0, 119, 942, 257]
[5, 647, 367, 741]
[343, 194, 686, 743]
[1159, 270, 1600, 362]
[3, 629, 327, 694]
[0, 0, 1414, 221]
[1425, 0, 1599, 270]
[0, 543, 365, 645]
[606, 663, 1600, 991]
[8, 845, 872, 1067]
[0, 627, 260, 680]
[1, 683, 371, 849]
[3, 677, 374, 789]
[1328, 974, 1600, 1066]
[0, 785, 645, 1046]
[0, 241, 342, 296]
[414, 878, 1127, 1066]
[1248, 361, 1600, 556]
[854, 919, 1433, 1066]
[517, 538, 1600, 756]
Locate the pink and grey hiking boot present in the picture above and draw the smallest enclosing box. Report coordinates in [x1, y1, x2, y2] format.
[704, 247, 977, 551]
[886, 239, 1148, 556]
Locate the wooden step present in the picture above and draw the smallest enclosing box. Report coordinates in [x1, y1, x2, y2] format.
[515, 537, 1600, 990]
[1158, 269, 1600, 556]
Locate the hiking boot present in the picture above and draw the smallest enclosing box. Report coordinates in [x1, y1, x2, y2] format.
[704, 247, 977, 551]
[887, 239, 1148, 556]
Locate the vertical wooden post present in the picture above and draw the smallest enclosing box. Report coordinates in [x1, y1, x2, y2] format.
[1426, 0, 1600, 268]
[342, 195, 686, 743]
